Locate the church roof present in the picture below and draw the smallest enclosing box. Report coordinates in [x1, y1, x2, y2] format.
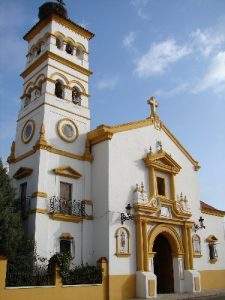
[87, 116, 200, 170]
[200, 201, 225, 217]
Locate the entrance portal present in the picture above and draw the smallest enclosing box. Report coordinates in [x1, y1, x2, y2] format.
[153, 234, 174, 294]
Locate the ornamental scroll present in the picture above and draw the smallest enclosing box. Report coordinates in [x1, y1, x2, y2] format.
[115, 227, 130, 257]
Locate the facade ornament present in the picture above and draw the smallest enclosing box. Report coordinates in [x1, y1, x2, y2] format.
[133, 183, 148, 203]
[34, 124, 52, 151]
[83, 139, 93, 162]
[175, 193, 191, 214]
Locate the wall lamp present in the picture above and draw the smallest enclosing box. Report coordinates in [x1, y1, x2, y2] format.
[121, 203, 134, 225]
[194, 216, 206, 232]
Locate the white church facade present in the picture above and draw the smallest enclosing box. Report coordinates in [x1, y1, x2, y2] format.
[7, 2, 225, 299]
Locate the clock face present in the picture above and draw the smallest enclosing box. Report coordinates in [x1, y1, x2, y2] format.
[57, 118, 78, 143]
[22, 120, 35, 144]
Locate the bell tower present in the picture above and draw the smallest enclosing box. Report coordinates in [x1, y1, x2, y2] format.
[8, 1, 95, 261]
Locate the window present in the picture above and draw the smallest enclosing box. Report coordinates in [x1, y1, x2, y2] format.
[206, 235, 218, 263]
[60, 239, 71, 255]
[20, 182, 27, 217]
[60, 182, 72, 214]
[55, 80, 64, 99]
[72, 87, 81, 105]
[157, 177, 165, 196]
[56, 38, 62, 49]
[66, 43, 74, 55]
[59, 233, 74, 257]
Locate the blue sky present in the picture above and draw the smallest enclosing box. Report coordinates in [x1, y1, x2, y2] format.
[0, 0, 225, 210]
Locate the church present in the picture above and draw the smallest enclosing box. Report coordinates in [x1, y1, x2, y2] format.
[7, 1, 225, 299]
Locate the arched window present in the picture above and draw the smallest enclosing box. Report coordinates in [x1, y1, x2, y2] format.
[56, 37, 63, 50]
[55, 80, 64, 99]
[192, 234, 201, 257]
[72, 87, 81, 105]
[206, 235, 218, 263]
[76, 47, 84, 60]
[66, 42, 74, 55]
[37, 44, 42, 56]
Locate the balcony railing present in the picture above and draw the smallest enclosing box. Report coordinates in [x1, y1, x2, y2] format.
[49, 196, 86, 217]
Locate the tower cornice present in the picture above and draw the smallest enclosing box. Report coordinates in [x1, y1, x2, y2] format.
[20, 51, 93, 79]
[23, 13, 94, 42]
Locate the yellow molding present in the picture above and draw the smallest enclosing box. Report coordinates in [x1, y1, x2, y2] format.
[13, 167, 33, 180]
[23, 14, 94, 42]
[21, 51, 92, 79]
[143, 149, 182, 175]
[193, 253, 202, 258]
[87, 117, 200, 169]
[115, 253, 131, 257]
[49, 213, 83, 223]
[52, 166, 82, 179]
[31, 192, 48, 198]
[30, 208, 47, 214]
[201, 208, 225, 217]
[161, 123, 200, 170]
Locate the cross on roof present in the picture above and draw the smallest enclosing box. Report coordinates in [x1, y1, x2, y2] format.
[147, 96, 158, 117]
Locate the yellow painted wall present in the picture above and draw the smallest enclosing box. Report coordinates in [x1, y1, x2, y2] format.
[108, 275, 136, 300]
[0, 258, 106, 300]
[200, 270, 225, 289]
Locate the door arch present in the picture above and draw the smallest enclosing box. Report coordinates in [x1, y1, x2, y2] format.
[153, 234, 174, 293]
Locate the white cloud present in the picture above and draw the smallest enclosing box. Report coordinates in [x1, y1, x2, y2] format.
[123, 32, 136, 49]
[96, 76, 118, 91]
[191, 28, 225, 57]
[194, 51, 225, 94]
[154, 83, 190, 98]
[130, 0, 151, 20]
[135, 39, 191, 78]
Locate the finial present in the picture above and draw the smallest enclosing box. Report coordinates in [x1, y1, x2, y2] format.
[147, 96, 158, 117]
[34, 124, 50, 150]
[149, 146, 152, 154]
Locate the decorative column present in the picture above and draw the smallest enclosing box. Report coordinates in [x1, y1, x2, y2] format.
[142, 221, 149, 271]
[149, 166, 156, 198]
[170, 174, 176, 200]
[182, 224, 190, 270]
[136, 218, 144, 271]
[187, 225, 194, 269]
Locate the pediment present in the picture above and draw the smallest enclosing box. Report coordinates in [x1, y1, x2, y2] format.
[143, 150, 181, 174]
[52, 166, 82, 179]
[13, 167, 33, 180]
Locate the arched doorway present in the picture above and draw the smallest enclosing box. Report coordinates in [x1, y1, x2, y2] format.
[153, 234, 174, 293]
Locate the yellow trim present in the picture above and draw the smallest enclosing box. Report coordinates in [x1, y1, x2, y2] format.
[143, 149, 182, 175]
[148, 224, 184, 256]
[148, 280, 156, 297]
[142, 221, 149, 271]
[49, 213, 83, 223]
[31, 192, 47, 198]
[87, 116, 200, 169]
[136, 218, 144, 271]
[21, 51, 92, 79]
[52, 166, 82, 179]
[201, 208, 225, 217]
[13, 167, 33, 180]
[23, 14, 94, 42]
[30, 208, 47, 214]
